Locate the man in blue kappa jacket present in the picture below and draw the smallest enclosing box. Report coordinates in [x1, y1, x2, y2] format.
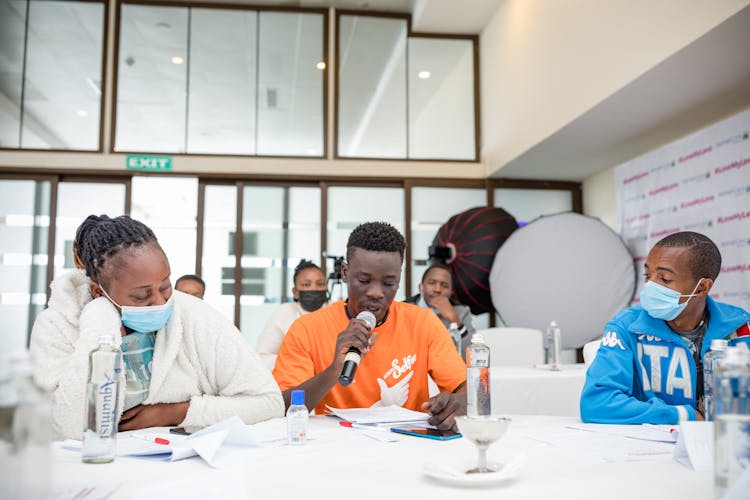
[580, 231, 750, 424]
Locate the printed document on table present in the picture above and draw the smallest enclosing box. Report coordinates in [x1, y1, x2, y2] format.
[326, 405, 429, 425]
[673, 421, 713, 471]
[62, 416, 284, 468]
[526, 425, 675, 462]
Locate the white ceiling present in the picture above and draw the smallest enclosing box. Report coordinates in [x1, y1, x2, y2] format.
[489, 4, 750, 181]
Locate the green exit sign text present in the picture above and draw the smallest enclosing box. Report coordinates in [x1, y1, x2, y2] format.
[126, 155, 172, 171]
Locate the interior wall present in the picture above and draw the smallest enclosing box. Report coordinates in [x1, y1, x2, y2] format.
[582, 166, 617, 232]
[480, 0, 750, 177]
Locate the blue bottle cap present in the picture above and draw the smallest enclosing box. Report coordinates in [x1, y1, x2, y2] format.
[291, 389, 305, 406]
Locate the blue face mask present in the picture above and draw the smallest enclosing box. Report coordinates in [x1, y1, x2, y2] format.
[100, 287, 174, 333]
[639, 278, 704, 321]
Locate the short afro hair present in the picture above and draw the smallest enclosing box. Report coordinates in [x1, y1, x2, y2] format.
[654, 231, 721, 281]
[346, 222, 406, 262]
[421, 262, 453, 284]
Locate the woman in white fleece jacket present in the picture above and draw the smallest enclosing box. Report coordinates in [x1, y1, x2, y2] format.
[30, 215, 284, 439]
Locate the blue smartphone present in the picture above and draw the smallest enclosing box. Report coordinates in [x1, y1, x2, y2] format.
[390, 427, 462, 440]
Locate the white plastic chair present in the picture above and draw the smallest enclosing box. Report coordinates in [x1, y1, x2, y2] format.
[476, 327, 545, 367]
[583, 339, 602, 366]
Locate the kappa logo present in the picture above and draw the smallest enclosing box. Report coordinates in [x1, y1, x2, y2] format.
[602, 331, 625, 350]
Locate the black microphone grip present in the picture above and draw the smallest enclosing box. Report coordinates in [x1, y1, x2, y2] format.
[338, 311, 376, 387]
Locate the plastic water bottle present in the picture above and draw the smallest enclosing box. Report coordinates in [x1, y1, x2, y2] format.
[466, 333, 491, 417]
[0, 350, 53, 500]
[547, 321, 562, 370]
[703, 339, 728, 421]
[713, 346, 750, 499]
[448, 322, 461, 355]
[82, 334, 122, 464]
[287, 389, 308, 445]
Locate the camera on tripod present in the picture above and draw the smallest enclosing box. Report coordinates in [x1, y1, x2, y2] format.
[323, 253, 345, 300]
[326, 254, 345, 282]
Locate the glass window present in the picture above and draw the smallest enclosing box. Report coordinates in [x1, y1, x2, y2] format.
[326, 186, 405, 300]
[238, 186, 321, 346]
[116, 5, 325, 156]
[0, 179, 50, 351]
[130, 176, 197, 283]
[53, 182, 127, 279]
[494, 188, 573, 226]
[201, 184, 237, 321]
[116, 4, 188, 152]
[408, 37, 475, 160]
[0, 0, 104, 150]
[187, 8, 257, 155]
[257, 11, 324, 156]
[337, 15, 407, 158]
[0, 0, 27, 148]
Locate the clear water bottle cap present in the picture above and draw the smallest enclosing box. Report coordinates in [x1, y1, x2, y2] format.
[470, 333, 485, 344]
[291, 389, 305, 406]
[709, 339, 729, 351]
[97, 334, 116, 346]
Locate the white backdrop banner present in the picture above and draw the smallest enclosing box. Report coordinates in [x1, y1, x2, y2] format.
[615, 108, 750, 312]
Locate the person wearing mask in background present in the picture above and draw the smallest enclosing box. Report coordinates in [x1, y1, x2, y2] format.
[580, 231, 750, 424]
[30, 215, 284, 439]
[257, 260, 329, 369]
[273, 222, 467, 430]
[405, 262, 475, 360]
[175, 274, 205, 299]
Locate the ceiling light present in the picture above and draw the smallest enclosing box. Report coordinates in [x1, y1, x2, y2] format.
[316, 61, 326, 70]
[77, 110, 88, 117]
[418, 71, 431, 79]
[171, 56, 184, 65]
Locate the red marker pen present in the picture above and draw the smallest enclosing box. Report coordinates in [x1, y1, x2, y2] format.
[132, 433, 170, 445]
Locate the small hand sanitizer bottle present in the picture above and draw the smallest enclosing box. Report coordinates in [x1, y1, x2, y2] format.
[287, 390, 308, 445]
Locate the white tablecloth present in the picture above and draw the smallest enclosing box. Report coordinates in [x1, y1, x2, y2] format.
[40, 414, 711, 500]
[491, 364, 588, 417]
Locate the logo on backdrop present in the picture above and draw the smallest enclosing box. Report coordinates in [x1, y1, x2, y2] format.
[714, 156, 750, 175]
[678, 145, 712, 164]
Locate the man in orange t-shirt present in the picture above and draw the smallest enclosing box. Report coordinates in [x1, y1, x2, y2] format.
[273, 222, 467, 430]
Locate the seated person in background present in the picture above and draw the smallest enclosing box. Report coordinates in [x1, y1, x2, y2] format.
[580, 231, 750, 424]
[30, 215, 284, 439]
[273, 222, 467, 430]
[257, 260, 329, 369]
[405, 262, 475, 360]
[175, 274, 205, 299]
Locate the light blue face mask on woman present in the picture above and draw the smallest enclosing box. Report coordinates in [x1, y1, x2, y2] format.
[639, 278, 704, 321]
[100, 287, 174, 333]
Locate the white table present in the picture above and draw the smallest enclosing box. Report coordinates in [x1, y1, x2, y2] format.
[42, 414, 711, 500]
[491, 364, 587, 417]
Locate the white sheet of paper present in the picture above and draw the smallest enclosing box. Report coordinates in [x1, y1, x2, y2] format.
[527, 426, 675, 462]
[566, 423, 678, 443]
[326, 405, 429, 424]
[673, 421, 713, 471]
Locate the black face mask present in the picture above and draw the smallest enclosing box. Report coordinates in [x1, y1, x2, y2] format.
[297, 290, 328, 312]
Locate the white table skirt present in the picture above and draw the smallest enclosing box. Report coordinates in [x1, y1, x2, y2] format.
[39, 414, 710, 500]
[491, 364, 588, 417]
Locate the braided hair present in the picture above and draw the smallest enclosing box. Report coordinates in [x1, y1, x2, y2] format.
[293, 259, 322, 286]
[74, 215, 158, 285]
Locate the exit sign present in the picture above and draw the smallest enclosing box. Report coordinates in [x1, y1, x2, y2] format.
[126, 155, 172, 171]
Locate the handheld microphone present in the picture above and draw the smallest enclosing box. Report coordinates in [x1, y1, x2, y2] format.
[338, 310, 376, 387]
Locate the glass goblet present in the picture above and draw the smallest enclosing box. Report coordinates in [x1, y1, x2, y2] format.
[455, 415, 511, 474]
